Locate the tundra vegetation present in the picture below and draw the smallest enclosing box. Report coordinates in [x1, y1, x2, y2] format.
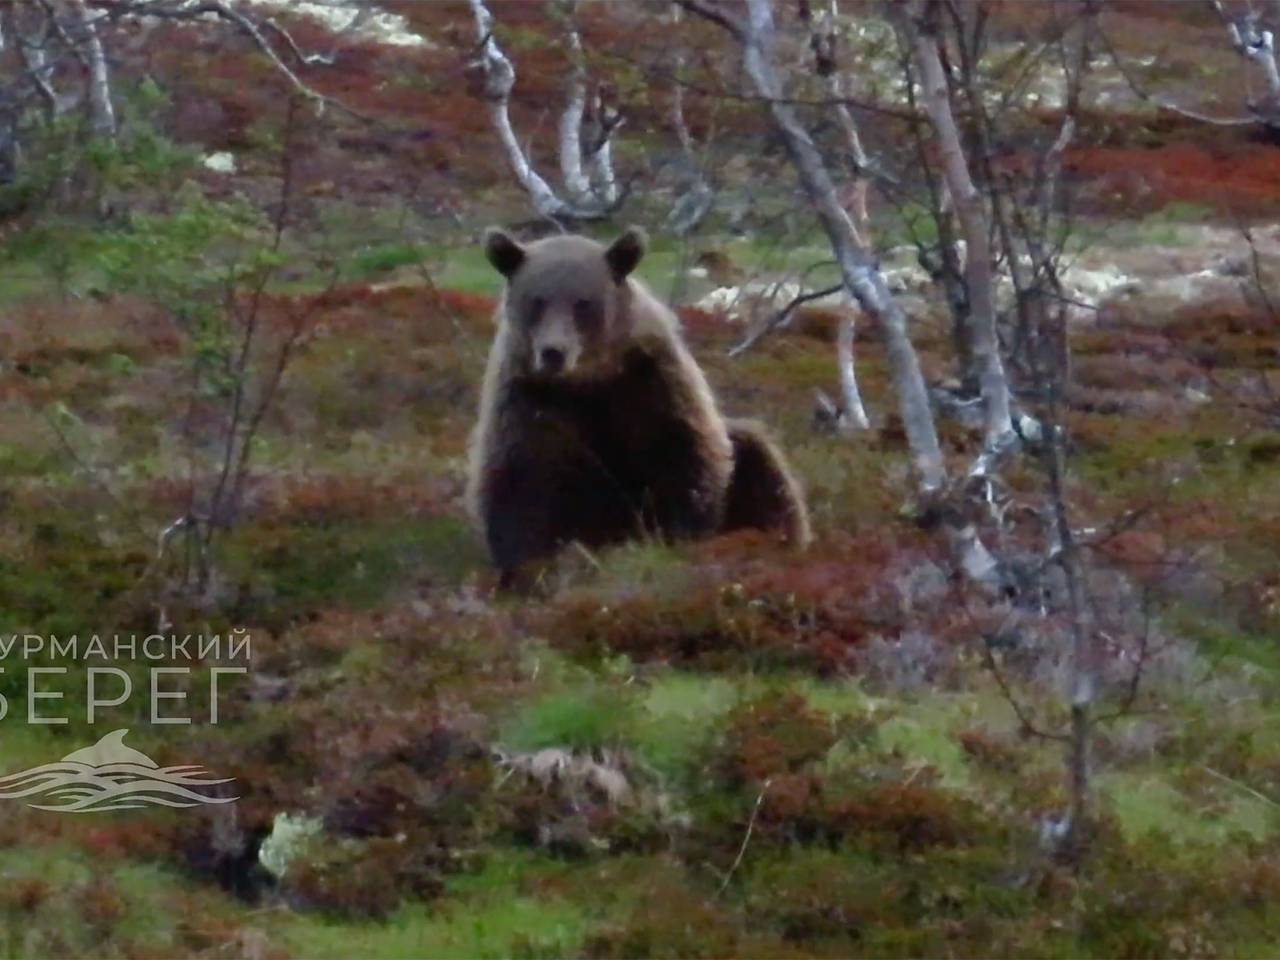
[1, 1, 1279, 957]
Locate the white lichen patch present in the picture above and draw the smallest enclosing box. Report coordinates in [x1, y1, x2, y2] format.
[694, 280, 847, 321]
[201, 151, 237, 174]
[258, 811, 323, 879]
[236, 0, 433, 49]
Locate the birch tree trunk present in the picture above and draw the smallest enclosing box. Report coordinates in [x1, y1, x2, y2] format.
[910, 15, 1014, 466]
[586, 86, 620, 205]
[68, 0, 115, 139]
[1213, 0, 1280, 114]
[817, 0, 871, 247]
[670, 4, 695, 159]
[555, 1, 594, 205]
[14, 6, 62, 121]
[835, 314, 871, 432]
[1045, 392, 1096, 859]
[469, 0, 593, 221]
[736, 0, 935, 483]
[469, 0, 620, 221]
[664, 3, 713, 237]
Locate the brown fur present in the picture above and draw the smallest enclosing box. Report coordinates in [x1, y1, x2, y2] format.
[723, 419, 812, 547]
[466, 227, 808, 579]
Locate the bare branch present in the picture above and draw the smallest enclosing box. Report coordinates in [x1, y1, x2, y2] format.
[728, 281, 843, 357]
[812, 0, 871, 245]
[904, 6, 1014, 467]
[1094, 18, 1261, 126]
[1210, 0, 1280, 113]
[262, 17, 336, 67]
[103, 0, 365, 120]
[467, 0, 617, 221]
[675, 0, 745, 41]
[697, 0, 947, 480]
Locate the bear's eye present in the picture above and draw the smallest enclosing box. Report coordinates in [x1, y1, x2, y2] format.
[573, 299, 599, 329]
[526, 296, 547, 323]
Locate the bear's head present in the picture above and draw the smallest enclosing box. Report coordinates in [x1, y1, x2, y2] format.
[482, 226, 647, 379]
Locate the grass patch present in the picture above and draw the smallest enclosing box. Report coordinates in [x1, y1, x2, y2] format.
[1102, 771, 1277, 848]
[877, 711, 974, 789]
[500, 681, 635, 754]
[345, 242, 429, 280]
[222, 514, 482, 626]
[0, 845, 239, 958]
[283, 854, 589, 960]
[634, 671, 739, 779]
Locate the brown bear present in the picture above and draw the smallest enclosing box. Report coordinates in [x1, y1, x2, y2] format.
[466, 226, 809, 581]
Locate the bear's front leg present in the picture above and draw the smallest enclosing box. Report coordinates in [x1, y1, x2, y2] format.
[602, 343, 735, 541]
[480, 417, 638, 580]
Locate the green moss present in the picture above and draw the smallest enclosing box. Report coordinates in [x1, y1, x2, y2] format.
[283, 856, 589, 960]
[793, 677, 874, 719]
[346, 243, 428, 280]
[0, 517, 149, 641]
[634, 672, 739, 779]
[0, 845, 240, 958]
[437, 245, 505, 295]
[876, 707, 974, 790]
[221, 514, 482, 625]
[1103, 772, 1277, 848]
[500, 682, 635, 753]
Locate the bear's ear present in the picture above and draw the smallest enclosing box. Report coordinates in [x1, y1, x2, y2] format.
[483, 228, 526, 278]
[605, 226, 647, 282]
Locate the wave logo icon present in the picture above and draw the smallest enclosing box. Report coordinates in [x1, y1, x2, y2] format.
[0, 729, 237, 813]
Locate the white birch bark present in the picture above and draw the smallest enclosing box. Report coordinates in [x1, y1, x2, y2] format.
[468, 0, 618, 220]
[819, 0, 871, 247]
[738, 0, 935, 480]
[663, 4, 713, 235]
[911, 21, 1014, 468]
[817, 0, 870, 429]
[586, 87, 620, 206]
[1048, 418, 1096, 857]
[468, 0, 575, 220]
[670, 4, 695, 158]
[1257, 32, 1280, 103]
[1213, 0, 1280, 114]
[555, 1, 594, 205]
[14, 7, 62, 120]
[836, 314, 871, 432]
[684, 0, 1008, 591]
[67, 0, 115, 138]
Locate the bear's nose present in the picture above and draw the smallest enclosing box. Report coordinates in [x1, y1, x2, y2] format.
[540, 347, 566, 373]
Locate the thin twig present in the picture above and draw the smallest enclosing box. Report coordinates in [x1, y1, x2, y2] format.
[717, 776, 771, 896]
[1094, 21, 1259, 127]
[102, 0, 368, 121]
[728, 282, 844, 357]
[1202, 765, 1280, 809]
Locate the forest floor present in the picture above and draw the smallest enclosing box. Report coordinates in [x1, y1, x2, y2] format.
[1, 3, 1280, 958]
